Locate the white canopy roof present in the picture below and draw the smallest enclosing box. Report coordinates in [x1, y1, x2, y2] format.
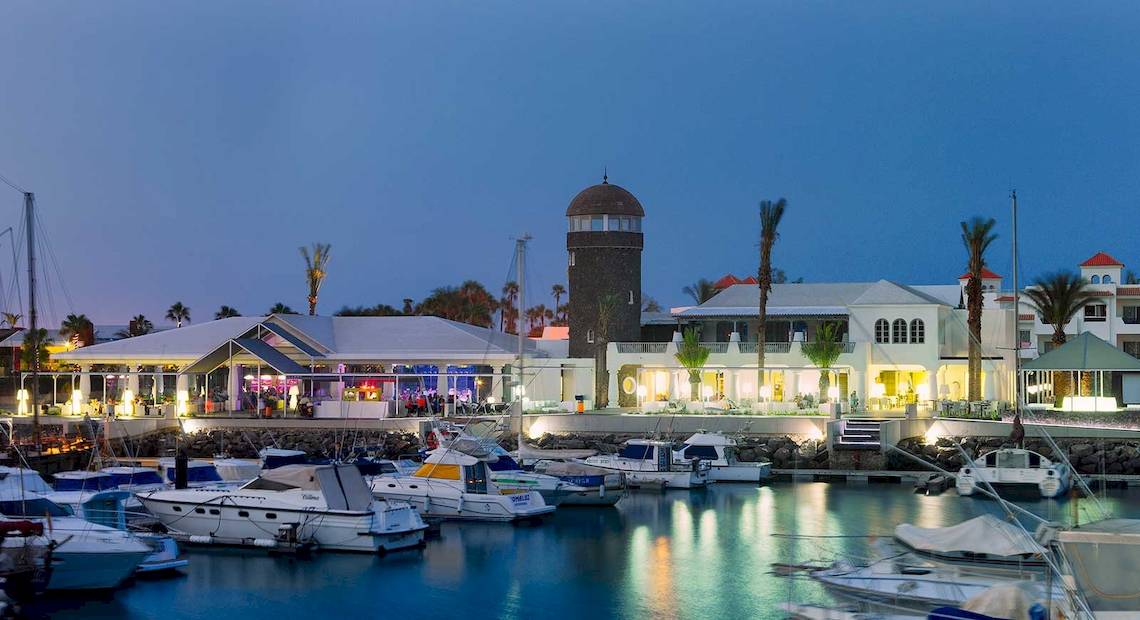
[675, 280, 950, 319]
[895, 514, 1044, 558]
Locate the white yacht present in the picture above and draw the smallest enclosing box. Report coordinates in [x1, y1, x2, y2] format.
[0, 492, 151, 590]
[956, 448, 1071, 498]
[584, 439, 709, 489]
[673, 432, 771, 482]
[140, 464, 427, 553]
[370, 449, 554, 522]
[211, 457, 261, 482]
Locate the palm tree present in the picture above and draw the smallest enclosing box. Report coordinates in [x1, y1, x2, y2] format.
[2, 312, 22, 328]
[418, 282, 497, 327]
[335, 304, 403, 316]
[682, 279, 718, 305]
[594, 293, 621, 408]
[1125, 269, 1139, 285]
[551, 284, 566, 313]
[166, 302, 191, 327]
[1023, 271, 1096, 406]
[402, 298, 415, 314]
[758, 198, 787, 392]
[642, 296, 662, 313]
[960, 216, 998, 401]
[215, 305, 241, 319]
[20, 327, 49, 369]
[675, 328, 710, 402]
[300, 242, 332, 316]
[268, 302, 298, 315]
[801, 322, 844, 403]
[500, 281, 519, 332]
[59, 313, 94, 348]
[115, 314, 154, 338]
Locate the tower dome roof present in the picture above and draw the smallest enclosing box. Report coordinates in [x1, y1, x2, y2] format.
[566, 180, 644, 217]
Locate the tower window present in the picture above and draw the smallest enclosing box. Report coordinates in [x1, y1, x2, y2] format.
[1103, 274, 1113, 284]
[568, 251, 575, 267]
[1092, 275, 1101, 284]
[628, 290, 634, 305]
[590, 216, 604, 231]
[586, 329, 594, 343]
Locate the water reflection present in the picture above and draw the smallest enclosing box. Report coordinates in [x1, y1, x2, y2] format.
[33, 484, 1140, 620]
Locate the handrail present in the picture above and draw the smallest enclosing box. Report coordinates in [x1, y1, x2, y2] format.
[615, 343, 668, 354]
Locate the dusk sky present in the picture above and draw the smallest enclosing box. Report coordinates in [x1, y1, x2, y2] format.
[2, 1, 1139, 326]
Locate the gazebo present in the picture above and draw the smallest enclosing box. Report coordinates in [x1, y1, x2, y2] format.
[1021, 332, 1140, 411]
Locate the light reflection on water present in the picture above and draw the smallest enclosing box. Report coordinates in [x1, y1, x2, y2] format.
[35, 482, 1140, 620]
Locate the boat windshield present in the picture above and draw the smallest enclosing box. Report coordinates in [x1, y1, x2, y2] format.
[682, 445, 719, 460]
[105, 470, 164, 487]
[487, 456, 522, 472]
[619, 444, 655, 460]
[996, 452, 1029, 469]
[54, 475, 117, 492]
[0, 498, 71, 518]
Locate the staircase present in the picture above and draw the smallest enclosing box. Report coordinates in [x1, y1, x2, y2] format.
[835, 420, 881, 451]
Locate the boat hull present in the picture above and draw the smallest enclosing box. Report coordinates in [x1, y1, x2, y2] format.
[708, 463, 771, 482]
[372, 481, 554, 522]
[48, 549, 150, 590]
[140, 497, 425, 553]
[558, 485, 624, 506]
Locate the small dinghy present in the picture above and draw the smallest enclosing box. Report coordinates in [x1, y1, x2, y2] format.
[956, 448, 1070, 499]
[530, 460, 625, 506]
[913, 473, 951, 495]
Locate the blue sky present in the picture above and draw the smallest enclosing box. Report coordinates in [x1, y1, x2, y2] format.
[1, 1, 1139, 325]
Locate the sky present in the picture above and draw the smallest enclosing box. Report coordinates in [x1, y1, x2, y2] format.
[1, 1, 1139, 326]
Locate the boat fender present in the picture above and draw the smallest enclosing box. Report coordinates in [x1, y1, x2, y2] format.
[598, 485, 605, 498]
[457, 496, 463, 513]
[253, 539, 277, 548]
[188, 535, 213, 545]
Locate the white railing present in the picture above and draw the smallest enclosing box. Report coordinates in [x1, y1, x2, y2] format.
[704, 342, 730, 354]
[615, 342, 668, 354]
[796, 341, 856, 354]
[739, 342, 792, 354]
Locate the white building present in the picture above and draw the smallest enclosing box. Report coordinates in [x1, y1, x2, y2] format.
[47, 315, 591, 418]
[608, 276, 1016, 411]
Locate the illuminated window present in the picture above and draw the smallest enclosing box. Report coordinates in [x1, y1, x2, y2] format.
[874, 319, 889, 343]
[910, 319, 925, 343]
[891, 319, 906, 343]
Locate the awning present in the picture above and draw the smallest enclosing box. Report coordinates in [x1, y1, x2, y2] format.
[1022, 332, 1140, 372]
[183, 338, 310, 375]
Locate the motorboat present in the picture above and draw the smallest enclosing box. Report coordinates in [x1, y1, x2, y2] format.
[140, 464, 427, 553]
[99, 466, 167, 492]
[809, 556, 1060, 613]
[0, 493, 150, 590]
[584, 439, 709, 489]
[49, 470, 147, 513]
[673, 432, 771, 482]
[370, 449, 555, 522]
[955, 448, 1071, 498]
[70, 489, 188, 574]
[0, 520, 53, 600]
[894, 515, 1048, 570]
[529, 460, 625, 506]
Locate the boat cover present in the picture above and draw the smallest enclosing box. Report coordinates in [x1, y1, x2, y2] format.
[261, 464, 373, 512]
[895, 515, 1044, 557]
[960, 583, 1036, 619]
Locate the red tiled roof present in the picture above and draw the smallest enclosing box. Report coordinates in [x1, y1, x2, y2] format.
[1118, 287, 1140, 296]
[1018, 313, 1035, 321]
[958, 267, 1002, 280]
[713, 274, 741, 289]
[1080, 251, 1123, 267]
[995, 295, 1015, 302]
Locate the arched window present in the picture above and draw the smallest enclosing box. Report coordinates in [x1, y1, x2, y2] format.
[874, 319, 889, 343]
[891, 319, 907, 343]
[1091, 275, 1101, 284]
[1103, 274, 1113, 284]
[910, 319, 925, 343]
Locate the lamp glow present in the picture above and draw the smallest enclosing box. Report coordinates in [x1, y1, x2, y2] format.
[758, 385, 773, 400]
[177, 390, 189, 416]
[71, 390, 83, 416]
[871, 383, 886, 398]
[636, 384, 647, 398]
[827, 386, 839, 400]
[289, 385, 300, 410]
[916, 384, 930, 401]
[121, 389, 135, 416]
[16, 389, 28, 415]
[701, 385, 713, 399]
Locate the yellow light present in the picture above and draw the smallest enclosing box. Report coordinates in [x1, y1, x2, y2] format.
[827, 386, 839, 400]
[527, 419, 547, 440]
[924, 421, 943, 445]
[916, 384, 930, 401]
[176, 390, 189, 416]
[758, 385, 772, 399]
[871, 383, 886, 398]
[121, 389, 135, 416]
[701, 385, 713, 399]
[70, 390, 83, 416]
[807, 426, 824, 441]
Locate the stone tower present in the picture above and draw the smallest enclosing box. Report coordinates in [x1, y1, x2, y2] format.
[566, 176, 644, 358]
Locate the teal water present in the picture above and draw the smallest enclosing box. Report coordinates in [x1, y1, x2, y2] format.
[36, 482, 1140, 620]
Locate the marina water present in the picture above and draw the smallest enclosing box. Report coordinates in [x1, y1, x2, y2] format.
[36, 482, 1140, 620]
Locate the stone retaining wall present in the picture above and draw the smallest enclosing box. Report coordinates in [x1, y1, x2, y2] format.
[889, 435, 1140, 476]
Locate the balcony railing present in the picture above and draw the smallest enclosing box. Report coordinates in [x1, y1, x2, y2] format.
[615, 343, 668, 354]
[704, 342, 730, 354]
[739, 342, 791, 354]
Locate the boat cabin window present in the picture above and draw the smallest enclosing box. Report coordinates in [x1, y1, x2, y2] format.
[996, 452, 1028, 469]
[464, 462, 488, 495]
[1028, 453, 1041, 468]
[0, 499, 70, 518]
[265, 513, 277, 520]
[487, 455, 522, 472]
[195, 508, 206, 514]
[985, 453, 997, 467]
[657, 448, 671, 471]
[619, 444, 655, 460]
[238, 511, 249, 517]
[682, 445, 719, 460]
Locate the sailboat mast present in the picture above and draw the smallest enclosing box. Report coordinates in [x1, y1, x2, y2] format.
[515, 234, 531, 451]
[1010, 190, 1020, 411]
[25, 192, 39, 454]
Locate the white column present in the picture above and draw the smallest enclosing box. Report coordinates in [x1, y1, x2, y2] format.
[127, 365, 140, 395]
[607, 367, 618, 408]
[785, 370, 798, 401]
[670, 370, 680, 401]
[229, 364, 242, 412]
[176, 373, 189, 395]
[79, 365, 91, 400]
[983, 370, 996, 400]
